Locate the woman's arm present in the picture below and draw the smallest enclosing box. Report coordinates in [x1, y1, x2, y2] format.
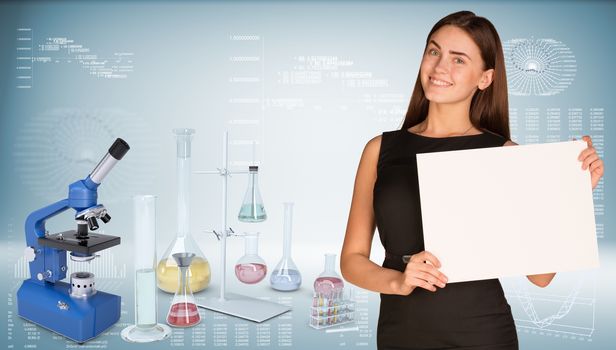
[340, 136, 405, 295]
[340, 136, 447, 295]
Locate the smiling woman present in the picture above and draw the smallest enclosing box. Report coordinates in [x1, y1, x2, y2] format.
[340, 10, 604, 350]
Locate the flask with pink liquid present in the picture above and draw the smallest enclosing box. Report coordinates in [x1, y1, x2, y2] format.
[313, 253, 344, 296]
[234, 232, 267, 284]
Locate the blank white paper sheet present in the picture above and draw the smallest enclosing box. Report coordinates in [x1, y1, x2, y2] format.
[416, 140, 599, 283]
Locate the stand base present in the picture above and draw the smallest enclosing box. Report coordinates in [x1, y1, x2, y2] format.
[121, 324, 171, 343]
[198, 293, 290, 322]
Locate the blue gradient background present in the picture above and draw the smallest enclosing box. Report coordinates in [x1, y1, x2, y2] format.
[1, 1, 614, 349]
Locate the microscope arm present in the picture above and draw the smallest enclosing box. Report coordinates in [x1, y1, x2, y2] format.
[25, 199, 70, 246]
[24, 199, 70, 283]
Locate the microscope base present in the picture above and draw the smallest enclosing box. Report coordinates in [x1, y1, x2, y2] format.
[17, 279, 121, 343]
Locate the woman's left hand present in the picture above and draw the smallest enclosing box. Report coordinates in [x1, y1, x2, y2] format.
[578, 135, 604, 190]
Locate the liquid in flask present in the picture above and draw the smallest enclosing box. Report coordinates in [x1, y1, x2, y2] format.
[167, 252, 201, 327]
[313, 253, 344, 296]
[270, 202, 302, 291]
[158, 128, 211, 293]
[234, 232, 267, 284]
[238, 166, 267, 222]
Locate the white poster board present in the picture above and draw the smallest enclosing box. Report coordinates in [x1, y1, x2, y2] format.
[416, 140, 599, 283]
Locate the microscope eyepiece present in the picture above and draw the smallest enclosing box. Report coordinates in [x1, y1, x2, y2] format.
[108, 138, 130, 160]
[89, 138, 130, 185]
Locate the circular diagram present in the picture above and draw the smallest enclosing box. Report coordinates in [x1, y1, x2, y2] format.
[503, 38, 577, 96]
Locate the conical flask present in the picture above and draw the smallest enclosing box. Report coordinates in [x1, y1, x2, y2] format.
[166, 253, 201, 327]
[238, 166, 267, 222]
[121, 195, 171, 342]
[157, 128, 211, 293]
[270, 202, 302, 291]
[313, 253, 344, 296]
[234, 232, 267, 284]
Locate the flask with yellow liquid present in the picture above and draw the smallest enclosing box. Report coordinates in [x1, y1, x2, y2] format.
[157, 128, 211, 293]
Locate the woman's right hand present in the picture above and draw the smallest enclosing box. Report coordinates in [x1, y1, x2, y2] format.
[395, 251, 448, 295]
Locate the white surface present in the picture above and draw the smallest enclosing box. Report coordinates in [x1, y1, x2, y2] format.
[198, 292, 291, 322]
[416, 140, 599, 283]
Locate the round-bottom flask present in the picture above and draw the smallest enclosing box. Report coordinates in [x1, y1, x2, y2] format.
[313, 253, 344, 296]
[235, 233, 267, 284]
[166, 253, 201, 327]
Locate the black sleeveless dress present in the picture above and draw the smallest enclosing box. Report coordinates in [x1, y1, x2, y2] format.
[373, 129, 518, 350]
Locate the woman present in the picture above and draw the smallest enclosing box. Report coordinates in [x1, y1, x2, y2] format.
[340, 11, 604, 350]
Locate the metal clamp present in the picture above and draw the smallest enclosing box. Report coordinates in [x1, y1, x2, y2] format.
[207, 227, 236, 240]
[217, 167, 230, 177]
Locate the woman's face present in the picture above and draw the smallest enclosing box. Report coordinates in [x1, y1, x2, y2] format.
[420, 25, 494, 105]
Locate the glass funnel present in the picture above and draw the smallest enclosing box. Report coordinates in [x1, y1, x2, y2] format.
[121, 195, 171, 343]
[238, 166, 267, 222]
[157, 128, 211, 293]
[314, 253, 344, 296]
[166, 253, 201, 327]
[270, 202, 302, 291]
[234, 232, 267, 284]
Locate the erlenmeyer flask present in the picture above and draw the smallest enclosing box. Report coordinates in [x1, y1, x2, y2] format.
[166, 253, 201, 327]
[270, 202, 302, 291]
[234, 233, 267, 284]
[238, 166, 267, 222]
[314, 254, 344, 296]
[157, 128, 211, 293]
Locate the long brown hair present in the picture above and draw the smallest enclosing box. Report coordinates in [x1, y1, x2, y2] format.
[401, 11, 510, 140]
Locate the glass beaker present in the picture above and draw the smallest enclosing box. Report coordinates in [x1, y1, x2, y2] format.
[234, 232, 267, 284]
[238, 166, 267, 222]
[270, 202, 302, 291]
[121, 195, 171, 342]
[314, 253, 344, 296]
[157, 128, 211, 293]
[167, 253, 201, 327]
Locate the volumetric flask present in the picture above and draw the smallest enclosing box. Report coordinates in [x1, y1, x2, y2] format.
[235, 232, 267, 284]
[270, 202, 302, 291]
[167, 253, 201, 327]
[314, 253, 344, 296]
[238, 166, 267, 222]
[158, 128, 211, 293]
[121, 195, 171, 343]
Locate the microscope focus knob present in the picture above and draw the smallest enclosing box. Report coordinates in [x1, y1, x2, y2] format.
[24, 247, 36, 263]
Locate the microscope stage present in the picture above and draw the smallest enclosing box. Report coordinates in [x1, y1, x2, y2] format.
[38, 230, 120, 254]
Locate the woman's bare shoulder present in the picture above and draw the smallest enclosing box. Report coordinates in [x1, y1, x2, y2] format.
[503, 140, 518, 146]
[366, 134, 382, 151]
[360, 134, 382, 166]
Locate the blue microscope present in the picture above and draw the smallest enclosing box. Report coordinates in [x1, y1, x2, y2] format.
[17, 138, 130, 343]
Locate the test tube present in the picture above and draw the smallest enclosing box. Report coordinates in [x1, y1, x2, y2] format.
[121, 195, 171, 342]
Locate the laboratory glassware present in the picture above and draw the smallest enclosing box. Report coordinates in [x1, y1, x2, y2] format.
[158, 128, 210, 293]
[309, 288, 356, 329]
[122, 195, 171, 342]
[270, 202, 302, 291]
[234, 232, 267, 284]
[313, 253, 344, 295]
[166, 252, 201, 327]
[238, 166, 267, 222]
[195, 132, 290, 322]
